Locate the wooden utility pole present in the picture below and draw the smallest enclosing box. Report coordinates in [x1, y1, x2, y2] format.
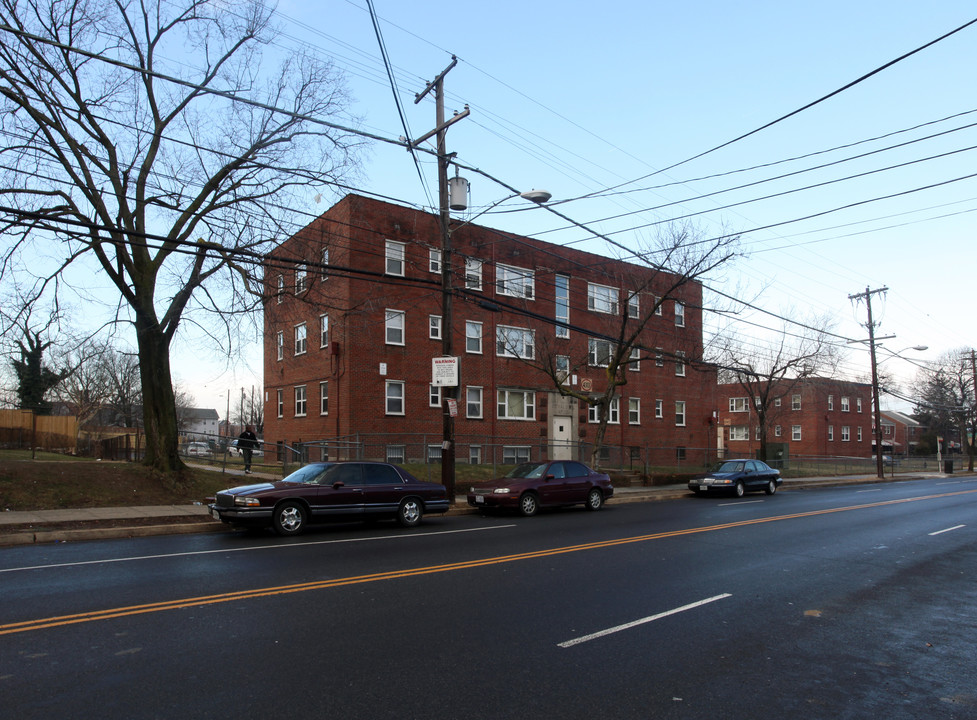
[849, 286, 889, 479]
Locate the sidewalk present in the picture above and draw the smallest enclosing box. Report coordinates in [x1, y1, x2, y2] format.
[0, 473, 937, 547]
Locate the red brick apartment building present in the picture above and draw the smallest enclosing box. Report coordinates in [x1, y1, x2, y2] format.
[262, 194, 718, 467]
[716, 378, 874, 460]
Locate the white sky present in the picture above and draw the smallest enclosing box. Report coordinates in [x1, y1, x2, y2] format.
[171, 0, 977, 418]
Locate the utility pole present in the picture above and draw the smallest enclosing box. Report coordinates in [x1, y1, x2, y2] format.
[412, 57, 469, 502]
[849, 286, 890, 479]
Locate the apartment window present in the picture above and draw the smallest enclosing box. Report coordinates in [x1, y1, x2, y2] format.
[654, 297, 663, 316]
[429, 315, 442, 340]
[319, 314, 329, 348]
[294, 323, 307, 356]
[385, 240, 405, 276]
[627, 291, 640, 318]
[465, 258, 482, 290]
[426, 445, 442, 464]
[675, 302, 685, 327]
[675, 351, 686, 377]
[294, 385, 307, 417]
[655, 348, 664, 367]
[828, 425, 834, 441]
[774, 425, 782, 437]
[841, 396, 850, 412]
[675, 447, 687, 461]
[496, 263, 534, 299]
[276, 331, 284, 361]
[556, 355, 570, 385]
[295, 263, 308, 294]
[628, 347, 640, 371]
[828, 395, 834, 411]
[385, 381, 405, 415]
[589, 399, 620, 424]
[629, 398, 641, 424]
[792, 394, 801, 410]
[467, 386, 483, 418]
[385, 310, 405, 345]
[842, 426, 850, 442]
[429, 248, 441, 273]
[386, 445, 406, 464]
[588, 283, 619, 315]
[755, 426, 762, 441]
[675, 401, 686, 427]
[503, 446, 531, 464]
[729, 397, 749, 413]
[856, 398, 863, 413]
[466, 321, 482, 354]
[792, 425, 802, 441]
[775, 398, 782, 407]
[321, 247, 329, 279]
[555, 274, 570, 338]
[730, 425, 748, 441]
[469, 446, 482, 465]
[498, 389, 535, 420]
[655, 399, 663, 419]
[857, 427, 863, 441]
[588, 338, 614, 367]
[319, 381, 329, 415]
[276, 274, 285, 303]
[276, 389, 283, 418]
[429, 384, 442, 407]
[497, 325, 534, 359]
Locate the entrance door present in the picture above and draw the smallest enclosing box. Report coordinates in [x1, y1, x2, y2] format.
[552, 416, 573, 461]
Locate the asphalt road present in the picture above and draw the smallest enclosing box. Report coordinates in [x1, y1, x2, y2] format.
[2, 475, 976, 719]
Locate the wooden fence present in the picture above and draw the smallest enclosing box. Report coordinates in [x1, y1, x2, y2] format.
[0, 409, 78, 452]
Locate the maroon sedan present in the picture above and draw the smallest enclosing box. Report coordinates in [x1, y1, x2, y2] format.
[467, 460, 613, 516]
[208, 461, 449, 536]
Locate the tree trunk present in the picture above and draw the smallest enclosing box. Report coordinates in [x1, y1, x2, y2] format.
[136, 318, 183, 473]
[591, 416, 609, 470]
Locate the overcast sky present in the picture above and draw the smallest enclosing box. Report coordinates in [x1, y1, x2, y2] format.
[170, 1, 977, 418]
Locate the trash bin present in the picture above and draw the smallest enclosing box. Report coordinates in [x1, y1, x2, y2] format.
[944, 460, 953, 474]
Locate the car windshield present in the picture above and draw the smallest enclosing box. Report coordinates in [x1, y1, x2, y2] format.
[714, 461, 746, 473]
[505, 462, 550, 479]
[282, 463, 336, 485]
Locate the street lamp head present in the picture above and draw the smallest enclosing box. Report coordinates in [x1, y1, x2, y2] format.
[519, 189, 552, 204]
[911, 345, 928, 352]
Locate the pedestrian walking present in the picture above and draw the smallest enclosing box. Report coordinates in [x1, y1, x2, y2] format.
[238, 425, 258, 473]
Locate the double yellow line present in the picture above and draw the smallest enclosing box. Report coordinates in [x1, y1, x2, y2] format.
[3, 488, 974, 636]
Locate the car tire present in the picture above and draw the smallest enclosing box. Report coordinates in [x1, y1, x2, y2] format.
[765, 480, 778, 495]
[273, 501, 307, 536]
[734, 481, 745, 498]
[585, 488, 604, 511]
[397, 498, 423, 528]
[519, 492, 539, 517]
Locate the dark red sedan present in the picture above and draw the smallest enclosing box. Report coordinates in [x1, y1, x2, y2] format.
[467, 460, 613, 516]
[208, 461, 449, 536]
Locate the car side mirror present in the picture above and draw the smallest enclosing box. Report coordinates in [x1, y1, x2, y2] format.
[545, 474, 555, 481]
[332, 481, 345, 489]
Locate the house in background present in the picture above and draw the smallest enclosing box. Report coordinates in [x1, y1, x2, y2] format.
[262, 194, 719, 467]
[879, 410, 925, 456]
[180, 407, 220, 441]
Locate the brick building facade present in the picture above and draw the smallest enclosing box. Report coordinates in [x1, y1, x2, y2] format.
[716, 378, 874, 460]
[263, 194, 718, 467]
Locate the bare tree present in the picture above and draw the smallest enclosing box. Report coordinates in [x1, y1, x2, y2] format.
[54, 341, 114, 437]
[713, 315, 839, 462]
[912, 348, 976, 471]
[0, 0, 363, 473]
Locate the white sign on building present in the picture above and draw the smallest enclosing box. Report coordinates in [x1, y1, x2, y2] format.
[432, 356, 459, 387]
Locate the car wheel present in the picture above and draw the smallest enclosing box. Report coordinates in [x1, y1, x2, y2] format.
[765, 480, 777, 495]
[273, 501, 307, 536]
[734, 481, 745, 498]
[585, 488, 604, 511]
[519, 492, 539, 517]
[397, 498, 423, 528]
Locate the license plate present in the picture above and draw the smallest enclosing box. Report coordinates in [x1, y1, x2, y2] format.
[475, 495, 484, 504]
[211, 509, 220, 520]
[700, 485, 709, 491]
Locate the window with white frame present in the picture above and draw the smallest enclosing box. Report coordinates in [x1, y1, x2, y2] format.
[496, 325, 534, 359]
[385, 310, 405, 345]
[588, 398, 620, 424]
[277, 389, 283, 418]
[385, 381, 405, 415]
[588, 338, 614, 367]
[464, 258, 482, 290]
[426, 445, 442, 464]
[319, 381, 329, 415]
[321, 247, 329, 279]
[555, 274, 570, 338]
[385, 240, 405, 276]
[654, 296, 663, 316]
[498, 389, 535, 420]
[429, 248, 441, 273]
[469, 446, 482, 465]
[467, 386, 483, 418]
[503, 446, 531, 464]
[841, 396, 850, 412]
[429, 384, 442, 407]
[656, 399, 663, 419]
[496, 263, 534, 299]
[276, 274, 284, 304]
[276, 331, 284, 361]
[556, 355, 570, 385]
[675, 351, 686, 377]
[755, 426, 762, 441]
[775, 397, 782, 407]
[294, 385, 307, 417]
[655, 348, 664, 367]
[857, 426, 862, 441]
[675, 401, 686, 427]
[675, 302, 685, 327]
[628, 347, 640, 371]
[386, 445, 406, 464]
[775, 425, 782, 437]
[792, 425, 802, 441]
[792, 394, 801, 410]
[294, 323, 307, 356]
[730, 425, 749, 441]
[319, 314, 329, 348]
[629, 398, 640, 424]
[429, 315, 442, 340]
[828, 425, 834, 441]
[627, 291, 640, 318]
[828, 394, 834, 411]
[842, 426, 850, 442]
[856, 397, 863, 412]
[729, 397, 749, 413]
[295, 263, 308, 294]
[466, 321, 482, 354]
[587, 283, 619, 314]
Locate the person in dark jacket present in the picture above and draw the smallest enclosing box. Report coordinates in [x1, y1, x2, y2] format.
[238, 425, 258, 473]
